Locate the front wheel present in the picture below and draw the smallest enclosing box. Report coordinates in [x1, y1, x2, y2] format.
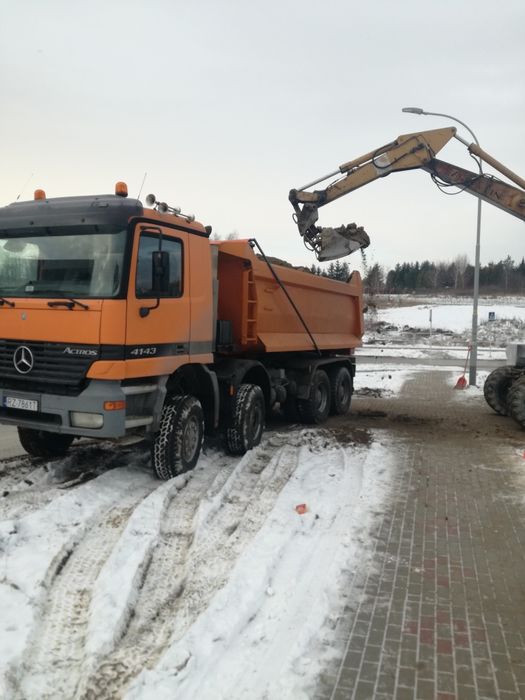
[297, 369, 331, 424]
[329, 366, 353, 415]
[17, 428, 74, 459]
[508, 376, 525, 429]
[152, 395, 204, 480]
[483, 366, 515, 415]
[226, 384, 265, 455]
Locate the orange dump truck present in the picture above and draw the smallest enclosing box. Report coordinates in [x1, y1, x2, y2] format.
[0, 185, 363, 478]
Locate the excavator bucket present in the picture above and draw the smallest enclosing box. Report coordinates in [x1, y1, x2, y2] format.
[317, 223, 370, 262]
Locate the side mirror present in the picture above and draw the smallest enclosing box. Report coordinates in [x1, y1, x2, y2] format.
[152, 250, 170, 295]
[140, 250, 170, 317]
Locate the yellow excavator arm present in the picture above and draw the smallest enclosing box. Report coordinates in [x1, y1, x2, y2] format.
[290, 127, 525, 261]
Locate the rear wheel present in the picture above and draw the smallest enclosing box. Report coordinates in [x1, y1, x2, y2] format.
[226, 384, 265, 455]
[508, 376, 525, 429]
[297, 369, 331, 424]
[483, 366, 515, 415]
[329, 366, 353, 415]
[17, 428, 74, 459]
[152, 395, 204, 480]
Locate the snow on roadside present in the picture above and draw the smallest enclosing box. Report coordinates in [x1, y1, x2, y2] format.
[378, 303, 525, 332]
[358, 345, 506, 361]
[126, 436, 393, 700]
[448, 371, 491, 397]
[0, 466, 155, 696]
[356, 362, 492, 399]
[355, 364, 434, 396]
[364, 299, 525, 349]
[370, 294, 525, 308]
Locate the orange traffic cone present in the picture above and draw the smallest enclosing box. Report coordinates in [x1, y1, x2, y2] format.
[455, 345, 471, 389]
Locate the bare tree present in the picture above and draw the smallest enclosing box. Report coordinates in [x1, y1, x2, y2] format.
[454, 254, 469, 290]
[210, 230, 239, 241]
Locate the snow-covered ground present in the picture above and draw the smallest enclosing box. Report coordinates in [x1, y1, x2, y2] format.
[0, 432, 395, 700]
[364, 295, 525, 348]
[0, 296, 523, 699]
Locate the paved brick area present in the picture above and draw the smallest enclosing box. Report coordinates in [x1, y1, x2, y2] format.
[319, 370, 525, 700]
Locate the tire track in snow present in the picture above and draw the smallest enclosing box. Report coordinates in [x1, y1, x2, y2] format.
[80, 431, 306, 700]
[0, 465, 157, 700]
[78, 448, 241, 700]
[17, 499, 141, 700]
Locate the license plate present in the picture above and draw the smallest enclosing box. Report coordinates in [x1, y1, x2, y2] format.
[4, 396, 39, 412]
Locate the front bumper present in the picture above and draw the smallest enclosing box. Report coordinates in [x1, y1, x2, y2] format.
[0, 379, 163, 438]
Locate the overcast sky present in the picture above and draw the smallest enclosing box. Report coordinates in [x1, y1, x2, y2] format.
[1, 0, 523, 274]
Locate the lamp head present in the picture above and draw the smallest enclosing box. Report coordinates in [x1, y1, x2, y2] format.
[402, 107, 424, 114]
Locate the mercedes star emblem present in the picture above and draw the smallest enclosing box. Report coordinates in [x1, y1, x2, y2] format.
[13, 346, 34, 374]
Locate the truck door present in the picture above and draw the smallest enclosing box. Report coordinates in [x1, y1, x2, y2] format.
[125, 225, 190, 375]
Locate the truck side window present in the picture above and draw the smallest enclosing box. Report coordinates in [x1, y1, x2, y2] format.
[136, 234, 183, 298]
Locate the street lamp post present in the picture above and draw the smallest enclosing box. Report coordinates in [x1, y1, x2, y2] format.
[402, 107, 482, 387]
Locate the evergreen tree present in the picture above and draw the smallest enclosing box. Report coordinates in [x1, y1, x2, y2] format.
[382, 256, 522, 294]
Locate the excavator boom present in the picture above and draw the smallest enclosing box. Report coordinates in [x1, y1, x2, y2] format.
[424, 159, 525, 221]
[293, 127, 457, 206]
[291, 126, 524, 261]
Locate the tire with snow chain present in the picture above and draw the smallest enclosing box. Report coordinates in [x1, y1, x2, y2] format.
[507, 376, 525, 429]
[17, 427, 74, 459]
[152, 395, 204, 480]
[483, 366, 515, 415]
[329, 366, 353, 415]
[297, 369, 331, 424]
[226, 384, 265, 455]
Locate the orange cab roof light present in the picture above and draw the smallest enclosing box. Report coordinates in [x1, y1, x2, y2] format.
[34, 189, 46, 200]
[115, 181, 128, 197]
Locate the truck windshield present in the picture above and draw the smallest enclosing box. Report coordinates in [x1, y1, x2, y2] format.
[0, 227, 127, 298]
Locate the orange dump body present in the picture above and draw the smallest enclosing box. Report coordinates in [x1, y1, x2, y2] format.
[215, 240, 364, 354]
